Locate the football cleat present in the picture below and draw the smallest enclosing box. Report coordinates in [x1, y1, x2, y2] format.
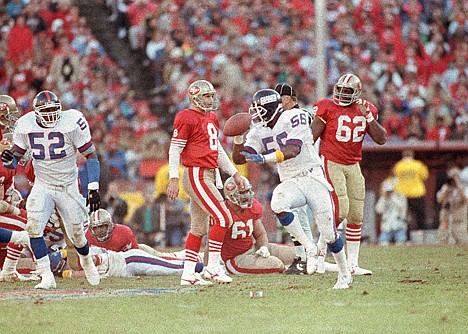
[284, 257, 307, 275]
[350, 266, 372, 276]
[333, 273, 353, 290]
[0, 270, 39, 282]
[34, 272, 57, 289]
[181, 272, 213, 286]
[203, 266, 233, 283]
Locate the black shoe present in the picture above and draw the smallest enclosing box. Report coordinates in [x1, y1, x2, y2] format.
[284, 257, 307, 275]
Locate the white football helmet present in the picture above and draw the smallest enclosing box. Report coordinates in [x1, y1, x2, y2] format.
[33, 90, 62, 128]
[89, 209, 114, 242]
[333, 74, 362, 106]
[223, 175, 254, 209]
[188, 80, 219, 112]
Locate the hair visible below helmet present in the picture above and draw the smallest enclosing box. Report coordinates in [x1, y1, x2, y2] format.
[333, 74, 362, 106]
[33, 90, 62, 128]
[223, 176, 254, 209]
[89, 209, 114, 243]
[188, 80, 219, 112]
[249, 89, 283, 126]
[0, 95, 18, 132]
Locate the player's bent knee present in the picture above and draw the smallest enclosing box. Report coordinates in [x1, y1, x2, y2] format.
[327, 236, 344, 253]
[71, 233, 88, 249]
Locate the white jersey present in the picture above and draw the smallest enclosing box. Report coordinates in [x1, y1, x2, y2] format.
[13, 109, 94, 186]
[244, 108, 322, 182]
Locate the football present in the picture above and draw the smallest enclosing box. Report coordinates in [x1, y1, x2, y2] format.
[223, 113, 252, 136]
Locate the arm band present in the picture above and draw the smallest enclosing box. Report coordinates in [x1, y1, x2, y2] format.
[366, 113, 375, 123]
[263, 150, 285, 163]
[86, 158, 100, 190]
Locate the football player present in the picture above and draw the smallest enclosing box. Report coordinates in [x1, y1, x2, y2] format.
[232, 89, 351, 289]
[0, 199, 37, 281]
[57, 246, 204, 279]
[1, 90, 102, 289]
[166, 79, 247, 286]
[312, 74, 387, 275]
[273, 83, 315, 275]
[221, 175, 297, 274]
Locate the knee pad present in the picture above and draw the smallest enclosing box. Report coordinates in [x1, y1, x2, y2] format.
[278, 212, 294, 226]
[327, 236, 344, 253]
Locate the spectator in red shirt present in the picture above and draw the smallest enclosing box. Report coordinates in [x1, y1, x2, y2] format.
[426, 116, 452, 142]
[6, 14, 34, 68]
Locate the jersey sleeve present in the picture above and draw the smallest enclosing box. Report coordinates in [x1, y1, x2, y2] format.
[244, 128, 264, 154]
[173, 111, 193, 142]
[69, 111, 94, 155]
[250, 199, 263, 220]
[312, 99, 329, 123]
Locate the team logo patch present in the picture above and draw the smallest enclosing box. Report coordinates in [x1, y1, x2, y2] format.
[225, 182, 236, 191]
[0, 102, 8, 111]
[189, 86, 200, 95]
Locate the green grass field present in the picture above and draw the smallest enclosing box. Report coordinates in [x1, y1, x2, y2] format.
[0, 245, 467, 334]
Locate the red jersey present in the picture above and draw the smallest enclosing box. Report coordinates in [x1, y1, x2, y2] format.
[314, 98, 379, 165]
[172, 108, 220, 168]
[0, 211, 27, 266]
[221, 199, 263, 262]
[0, 164, 16, 200]
[86, 223, 138, 252]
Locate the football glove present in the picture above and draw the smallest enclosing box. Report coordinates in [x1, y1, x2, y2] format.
[255, 246, 270, 258]
[240, 152, 265, 164]
[87, 189, 101, 212]
[1, 149, 15, 165]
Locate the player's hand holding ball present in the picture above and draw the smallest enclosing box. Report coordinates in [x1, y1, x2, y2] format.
[87, 189, 101, 212]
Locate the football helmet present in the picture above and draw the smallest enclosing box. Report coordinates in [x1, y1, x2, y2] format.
[0, 95, 18, 133]
[89, 209, 114, 243]
[249, 89, 283, 126]
[333, 74, 362, 106]
[223, 175, 254, 209]
[188, 80, 219, 112]
[33, 90, 62, 128]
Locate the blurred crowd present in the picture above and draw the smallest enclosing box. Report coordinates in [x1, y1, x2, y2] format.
[0, 0, 467, 244]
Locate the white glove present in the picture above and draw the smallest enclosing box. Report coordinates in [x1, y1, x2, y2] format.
[255, 246, 270, 258]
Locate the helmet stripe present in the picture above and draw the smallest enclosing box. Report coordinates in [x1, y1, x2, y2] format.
[44, 91, 51, 102]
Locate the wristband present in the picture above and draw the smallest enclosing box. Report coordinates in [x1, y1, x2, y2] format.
[86, 158, 100, 184]
[365, 113, 375, 123]
[263, 150, 285, 163]
[233, 135, 244, 145]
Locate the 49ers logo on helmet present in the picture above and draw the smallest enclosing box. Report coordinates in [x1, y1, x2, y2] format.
[225, 182, 236, 191]
[0, 102, 8, 111]
[189, 86, 200, 95]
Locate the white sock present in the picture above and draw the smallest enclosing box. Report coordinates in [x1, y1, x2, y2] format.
[207, 251, 221, 268]
[183, 261, 196, 276]
[331, 249, 348, 276]
[284, 216, 315, 251]
[1, 258, 17, 273]
[346, 225, 362, 267]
